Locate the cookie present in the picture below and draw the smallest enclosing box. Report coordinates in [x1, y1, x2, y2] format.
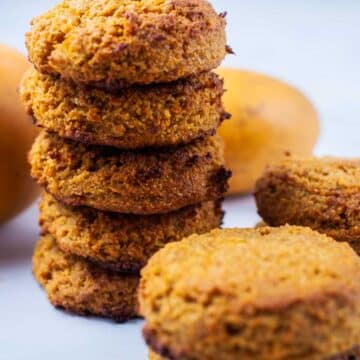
[29, 132, 230, 214]
[26, 0, 228, 88]
[139, 226, 360, 360]
[39, 192, 223, 273]
[33, 234, 139, 321]
[20, 69, 227, 149]
[255, 156, 360, 253]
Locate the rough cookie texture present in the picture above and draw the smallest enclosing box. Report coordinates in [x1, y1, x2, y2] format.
[20, 68, 227, 149]
[255, 156, 360, 254]
[29, 131, 230, 214]
[139, 226, 360, 360]
[39, 193, 223, 273]
[26, 0, 227, 88]
[33, 234, 139, 321]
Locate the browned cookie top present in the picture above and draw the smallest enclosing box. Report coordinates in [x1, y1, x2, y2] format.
[140, 226, 360, 360]
[26, 0, 228, 88]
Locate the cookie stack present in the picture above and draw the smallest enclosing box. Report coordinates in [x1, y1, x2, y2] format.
[21, 0, 230, 321]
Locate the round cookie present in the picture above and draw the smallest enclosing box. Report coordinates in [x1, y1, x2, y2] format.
[26, 0, 228, 88]
[33, 234, 139, 321]
[29, 131, 230, 214]
[39, 192, 224, 273]
[139, 226, 360, 360]
[255, 156, 360, 253]
[20, 69, 227, 149]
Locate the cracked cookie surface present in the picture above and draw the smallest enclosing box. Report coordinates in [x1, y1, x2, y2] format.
[26, 0, 227, 88]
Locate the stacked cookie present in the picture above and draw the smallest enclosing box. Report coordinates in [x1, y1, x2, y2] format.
[21, 0, 231, 321]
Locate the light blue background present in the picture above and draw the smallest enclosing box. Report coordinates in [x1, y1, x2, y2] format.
[0, 1, 359, 359]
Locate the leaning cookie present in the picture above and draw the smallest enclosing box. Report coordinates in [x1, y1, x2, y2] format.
[255, 156, 360, 253]
[139, 226, 360, 360]
[33, 234, 139, 321]
[29, 132, 229, 214]
[26, 0, 228, 88]
[39, 193, 223, 273]
[20, 69, 227, 149]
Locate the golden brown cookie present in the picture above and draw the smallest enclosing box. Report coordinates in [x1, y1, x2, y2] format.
[39, 192, 223, 273]
[33, 234, 139, 321]
[29, 131, 230, 215]
[139, 226, 360, 360]
[26, 0, 228, 88]
[20, 69, 227, 149]
[255, 156, 360, 254]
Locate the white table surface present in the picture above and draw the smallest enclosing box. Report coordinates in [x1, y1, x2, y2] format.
[1, 1, 360, 359]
